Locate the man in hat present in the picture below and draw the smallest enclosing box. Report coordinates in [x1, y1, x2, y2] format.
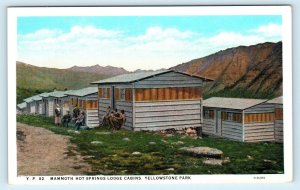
[54, 104, 61, 126]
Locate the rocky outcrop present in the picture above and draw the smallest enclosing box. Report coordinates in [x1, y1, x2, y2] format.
[172, 41, 282, 97]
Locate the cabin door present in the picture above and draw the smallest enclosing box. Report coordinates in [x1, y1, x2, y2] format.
[216, 110, 222, 135]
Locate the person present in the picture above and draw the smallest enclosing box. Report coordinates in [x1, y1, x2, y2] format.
[54, 104, 61, 126]
[109, 109, 126, 130]
[73, 104, 80, 118]
[62, 111, 72, 127]
[74, 111, 85, 130]
[101, 106, 111, 126]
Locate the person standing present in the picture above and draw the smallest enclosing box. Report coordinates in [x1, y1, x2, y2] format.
[74, 111, 85, 130]
[54, 104, 61, 126]
[62, 111, 72, 127]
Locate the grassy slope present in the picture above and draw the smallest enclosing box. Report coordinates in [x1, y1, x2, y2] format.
[17, 62, 109, 103]
[17, 115, 284, 175]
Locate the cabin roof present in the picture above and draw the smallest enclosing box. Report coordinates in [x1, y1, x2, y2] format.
[65, 87, 98, 97]
[17, 102, 27, 109]
[267, 96, 283, 104]
[24, 92, 52, 102]
[48, 90, 74, 98]
[91, 70, 213, 84]
[203, 97, 267, 110]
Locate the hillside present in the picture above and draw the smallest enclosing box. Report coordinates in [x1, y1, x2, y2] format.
[17, 62, 109, 103]
[172, 41, 282, 99]
[68, 65, 129, 75]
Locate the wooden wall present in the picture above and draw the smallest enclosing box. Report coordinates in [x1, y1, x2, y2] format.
[243, 103, 275, 142]
[133, 100, 201, 131]
[30, 102, 36, 114]
[135, 87, 202, 102]
[86, 109, 99, 127]
[274, 105, 283, 143]
[202, 107, 243, 141]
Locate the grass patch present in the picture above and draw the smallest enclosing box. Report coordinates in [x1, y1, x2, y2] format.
[17, 114, 284, 175]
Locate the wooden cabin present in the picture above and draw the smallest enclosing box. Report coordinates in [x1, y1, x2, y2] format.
[17, 102, 27, 114]
[267, 96, 283, 143]
[65, 87, 99, 127]
[92, 70, 210, 131]
[24, 95, 40, 114]
[203, 97, 276, 142]
[40, 91, 65, 117]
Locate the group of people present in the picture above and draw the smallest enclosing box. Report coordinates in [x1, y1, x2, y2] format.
[54, 104, 86, 130]
[54, 104, 126, 131]
[101, 106, 126, 130]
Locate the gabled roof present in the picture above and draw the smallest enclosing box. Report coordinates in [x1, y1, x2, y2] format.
[91, 70, 212, 84]
[48, 90, 74, 98]
[65, 87, 98, 97]
[203, 97, 267, 110]
[267, 96, 283, 104]
[17, 102, 27, 109]
[24, 94, 42, 103]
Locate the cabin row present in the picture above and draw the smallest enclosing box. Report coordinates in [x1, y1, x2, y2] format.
[17, 87, 99, 127]
[17, 69, 283, 143]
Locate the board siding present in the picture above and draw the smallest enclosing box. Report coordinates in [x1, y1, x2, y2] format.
[244, 122, 275, 142]
[86, 109, 99, 127]
[274, 120, 283, 143]
[134, 100, 201, 130]
[244, 103, 275, 113]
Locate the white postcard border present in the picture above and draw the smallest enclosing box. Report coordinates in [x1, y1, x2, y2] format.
[7, 6, 293, 184]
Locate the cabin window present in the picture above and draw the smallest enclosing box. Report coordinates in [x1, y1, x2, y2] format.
[125, 89, 132, 101]
[244, 113, 274, 123]
[134, 87, 202, 102]
[120, 88, 126, 100]
[204, 110, 214, 119]
[222, 112, 242, 123]
[102, 88, 111, 99]
[86, 100, 98, 109]
[98, 88, 103, 98]
[275, 108, 283, 120]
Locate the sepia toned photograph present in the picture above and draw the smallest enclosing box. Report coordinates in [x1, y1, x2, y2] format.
[8, 6, 292, 184]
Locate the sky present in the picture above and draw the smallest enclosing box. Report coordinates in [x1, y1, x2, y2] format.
[17, 16, 282, 71]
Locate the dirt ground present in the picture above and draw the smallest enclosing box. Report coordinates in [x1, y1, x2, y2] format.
[17, 123, 91, 176]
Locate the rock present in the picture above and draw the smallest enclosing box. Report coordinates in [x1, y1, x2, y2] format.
[161, 139, 168, 144]
[149, 142, 156, 145]
[122, 138, 130, 141]
[67, 130, 74, 133]
[264, 159, 277, 164]
[98, 169, 114, 175]
[132, 151, 142, 156]
[166, 134, 174, 137]
[186, 128, 196, 134]
[180, 147, 223, 158]
[91, 141, 103, 145]
[172, 141, 185, 145]
[74, 131, 80, 134]
[176, 141, 184, 145]
[247, 155, 254, 160]
[95, 132, 112, 135]
[165, 168, 175, 171]
[203, 157, 230, 166]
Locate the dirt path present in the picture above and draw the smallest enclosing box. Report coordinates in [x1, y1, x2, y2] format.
[17, 123, 91, 176]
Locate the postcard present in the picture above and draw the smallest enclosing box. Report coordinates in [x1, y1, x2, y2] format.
[7, 6, 292, 184]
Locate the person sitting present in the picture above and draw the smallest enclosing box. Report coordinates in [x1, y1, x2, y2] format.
[73, 105, 80, 118]
[74, 111, 85, 130]
[109, 109, 126, 130]
[61, 111, 72, 128]
[101, 106, 111, 126]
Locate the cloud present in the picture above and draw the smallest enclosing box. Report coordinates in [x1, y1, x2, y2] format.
[17, 25, 282, 71]
[250, 23, 282, 37]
